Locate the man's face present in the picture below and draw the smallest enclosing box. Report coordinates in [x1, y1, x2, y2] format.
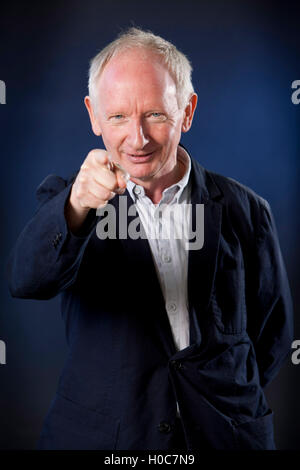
[85, 48, 196, 186]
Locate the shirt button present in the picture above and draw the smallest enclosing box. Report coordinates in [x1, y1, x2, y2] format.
[158, 421, 172, 434]
[167, 302, 177, 313]
[162, 254, 172, 263]
[134, 186, 142, 195]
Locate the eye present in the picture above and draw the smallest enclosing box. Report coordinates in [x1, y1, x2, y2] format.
[111, 114, 124, 120]
[109, 114, 127, 125]
[148, 112, 167, 121]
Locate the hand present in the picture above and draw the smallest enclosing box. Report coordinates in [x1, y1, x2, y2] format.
[66, 149, 129, 233]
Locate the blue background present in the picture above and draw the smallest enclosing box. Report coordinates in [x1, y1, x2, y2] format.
[0, 0, 299, 449]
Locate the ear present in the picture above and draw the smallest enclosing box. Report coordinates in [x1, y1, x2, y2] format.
[181, 93, 198, 133]
[84, 96, 102, 136]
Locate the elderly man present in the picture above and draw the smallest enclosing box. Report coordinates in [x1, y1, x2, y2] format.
[8, 27, 293, 450]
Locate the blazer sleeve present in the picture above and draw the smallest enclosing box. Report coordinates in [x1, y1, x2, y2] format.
[7, 174, 98, 300]
[246, 198, 294, 389]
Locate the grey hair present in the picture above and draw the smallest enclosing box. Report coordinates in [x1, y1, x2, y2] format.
[88, 27, 194, 110]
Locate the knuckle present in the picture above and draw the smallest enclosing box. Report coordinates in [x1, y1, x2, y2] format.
[91, 149, 107, 163]
[80, 162, 89, 171]
[80, 166, 90, 178]
[105, 182, 115, 192]
[78, 198, 89, 209]
[102, 188, 112, 201]
[86, 150, 98, 164]
[97, 201, 108, 209]
[108, 191, 116, 200]
[88, 148, 98, 157]
[76, 187, 85, 199]
[78, 174, 87, 185]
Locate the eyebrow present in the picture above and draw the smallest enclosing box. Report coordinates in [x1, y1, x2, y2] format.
[105, 107, 167, 116]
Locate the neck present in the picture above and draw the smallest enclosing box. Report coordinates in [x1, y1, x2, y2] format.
[131, 158, 185, 204]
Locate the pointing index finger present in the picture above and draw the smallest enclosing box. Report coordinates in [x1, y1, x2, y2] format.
[107, 155, 130, 186]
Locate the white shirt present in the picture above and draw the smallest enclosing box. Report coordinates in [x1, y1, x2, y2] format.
[126, 146, 191, 352]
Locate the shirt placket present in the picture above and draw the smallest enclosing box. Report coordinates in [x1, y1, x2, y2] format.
[155, 201, 181, 349]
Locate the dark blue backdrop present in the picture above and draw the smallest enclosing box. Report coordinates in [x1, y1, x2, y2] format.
[0, 0, 299, 449]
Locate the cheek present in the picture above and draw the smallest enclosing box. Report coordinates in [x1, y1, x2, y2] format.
[151, 124, 177, 144]
[161, 122, 183, 148]
[101, 127, 124, 148]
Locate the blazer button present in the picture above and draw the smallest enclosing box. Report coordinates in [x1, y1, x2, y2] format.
[158, 421, 171, 434]
[170, 360, 184, 370]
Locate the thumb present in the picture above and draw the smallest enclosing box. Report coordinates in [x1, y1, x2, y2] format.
[110, 161, 130, 189]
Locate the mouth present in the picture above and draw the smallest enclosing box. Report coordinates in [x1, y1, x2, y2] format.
[124, 151, 155, 163]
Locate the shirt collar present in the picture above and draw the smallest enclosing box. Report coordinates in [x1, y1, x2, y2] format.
[126, 145, 191, 204]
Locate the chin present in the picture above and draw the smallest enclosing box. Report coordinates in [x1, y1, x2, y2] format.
[127, 165, 155, 179]
[130, 173, 152, 182]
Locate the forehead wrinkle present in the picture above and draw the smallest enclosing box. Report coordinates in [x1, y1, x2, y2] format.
[97, 50, 178, 114]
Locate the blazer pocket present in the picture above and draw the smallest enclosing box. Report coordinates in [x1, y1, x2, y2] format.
[37, 392, 120, 450]
[232, 409, 276, 450]
[187, 391, 237, 450]
[188, 392, 275, 450]
[211, 267, 247, 334]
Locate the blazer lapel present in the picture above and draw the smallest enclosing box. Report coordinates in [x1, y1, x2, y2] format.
[187, 159, 223, 342]
[110, 193, 177, 357]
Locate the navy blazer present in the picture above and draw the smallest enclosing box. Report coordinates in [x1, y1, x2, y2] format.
[7, 147, 293, 450]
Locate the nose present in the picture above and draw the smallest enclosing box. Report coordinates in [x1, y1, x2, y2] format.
[126, 118, 149, 150]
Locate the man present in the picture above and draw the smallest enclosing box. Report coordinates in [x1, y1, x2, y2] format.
[7, 27, 293, 450]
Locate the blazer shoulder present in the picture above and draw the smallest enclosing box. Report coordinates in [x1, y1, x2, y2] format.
[36, 172, 78, 205]
[202, 166, 273, 239]
[206, 168, 269, 212]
